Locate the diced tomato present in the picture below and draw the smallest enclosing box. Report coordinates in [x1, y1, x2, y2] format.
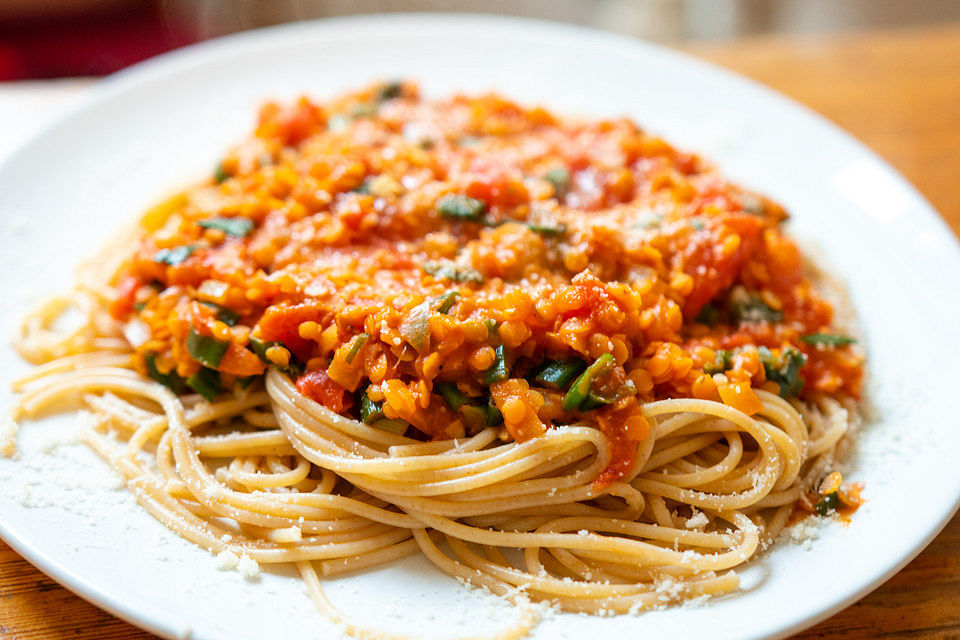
[257, 302, 324, 361]
[278, 98, 324, 146]
[109, 275, 141, 320]
[297, 370, 353, 413]
[681, 213, 764, 317]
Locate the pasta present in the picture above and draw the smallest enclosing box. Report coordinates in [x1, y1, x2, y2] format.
[5, 82, 866, 636]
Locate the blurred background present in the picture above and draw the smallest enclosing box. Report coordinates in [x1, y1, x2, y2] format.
[3, 0, 960, 80]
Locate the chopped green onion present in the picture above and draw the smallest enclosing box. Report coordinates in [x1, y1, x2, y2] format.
[144, 353, 186, 394]
[544, 167, 571, 196]
[483, 344, 511, 385]
[359, 389, 386, 424]
[377, 81, 403, 101]
[214, 162, 228, 184]
[579, 395, 610, 412]
[483, 398, 503, 426]
[186, 328, 229, 368]
[562, 353, 616, 412]
[424, 261, 484, 284]
[153, 245, 196, 266]
[730, 289, 783, 324]
[187, 367, 223, 401]
[800, 333, 856, 347]
[704, 349, 732, 375]
[249, 336, 271, 362]
[200, 301, 240, 326]
[759, 346, 807, 398]
[484, 319, 499, 336]
[133, 301, 147, 312]
[531, 359, 586, 390]
[198, 217, 254, 238]
[437, 195, 487, 221]
[815, 492, 840, 516]
[351, 178, 372, 194]
[524, 221, 566, 236]
[691, 220, 705, 231]
[436, 382, 469, 411]
[400, 301, 432, 351]
[435, 291, 460, 315]
[344, 333, 370, 364]
[248, 337, 303, 376]
[370, 418, 408, 435]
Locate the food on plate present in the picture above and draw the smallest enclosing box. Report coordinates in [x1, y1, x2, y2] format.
[6, 81, 865, 633]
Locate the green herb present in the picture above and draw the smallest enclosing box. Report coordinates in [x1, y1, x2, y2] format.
[377, 81, 403, 101]
[200, 301, 240, 326]
[351, 178, 372, 194]
[483, 398, 503, 426]
[186, 367, 223, 401]
[696, 304, 719, 325]
[579, 395, 611, 412]
[562, 353, 616, 411]
[359, 389, 386, 424]
[344, 333, 370, 364]
[483, 344, 511, 385]
[370, 418, 408, 435]
[461, 397, 504, 428]
[800, 333, 856, 348]
[153, 245, 196, 266]
[144, 353, 186, 394]
[133, 301, 147, 312]
[524, 221, 566, 236]
[424, 261, 484, 284]
[435, 291, 460, 315]
[544, 167, 571, 196]
[436, 382, 469, 411]
[198, 217, 254, 238]
[484, 319, 499, 336]
[691, 220, 705, 231]
[400, 301, 432, 351]
[530, 359, 586, 390]
[759, 346, 807, 398]
[248, 336, 303, 376]
[437, 195, 487, 222]
[730, 289, 783, 324]
[815, 492, 840, 516]
[186, 329, 230, 368]
[703, 349, 732, 375]
[214, 162, 229, 184]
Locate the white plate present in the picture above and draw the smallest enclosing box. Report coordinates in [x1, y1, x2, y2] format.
[1, 14, 959, 640]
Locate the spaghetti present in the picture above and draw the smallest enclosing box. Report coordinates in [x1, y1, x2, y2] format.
[6, 82, 865, 633]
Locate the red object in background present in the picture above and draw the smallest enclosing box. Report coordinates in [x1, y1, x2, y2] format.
[0, 1, 198, 80]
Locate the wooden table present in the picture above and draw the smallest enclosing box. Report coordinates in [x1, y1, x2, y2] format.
[2, 23, 959, 640]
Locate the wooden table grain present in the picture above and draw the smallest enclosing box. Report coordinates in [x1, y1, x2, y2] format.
[2, 23, 959, 640]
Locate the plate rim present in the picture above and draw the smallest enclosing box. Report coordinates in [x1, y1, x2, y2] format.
[1, 12, 958, 640]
